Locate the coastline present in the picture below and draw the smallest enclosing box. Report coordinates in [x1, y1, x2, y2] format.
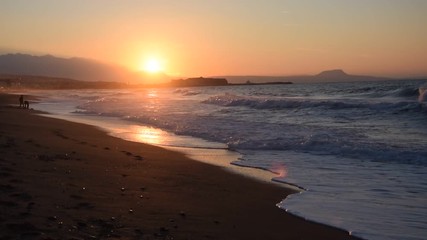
[0, 93, 360, 239]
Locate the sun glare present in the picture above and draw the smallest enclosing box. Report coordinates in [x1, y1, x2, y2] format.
[142, 58, 163, 73]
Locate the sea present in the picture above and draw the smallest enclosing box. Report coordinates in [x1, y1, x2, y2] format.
[31, 79, 427, 240]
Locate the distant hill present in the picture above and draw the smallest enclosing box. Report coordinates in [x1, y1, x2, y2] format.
[316, 69, 349, 80]
[0, 54, 394, 85]
[0, 74, 131, 89]
[313, 69, 390, 82]
[218, 69, 391, 84]
[170, 77, 228, 87]
[0, 53, 148, 83]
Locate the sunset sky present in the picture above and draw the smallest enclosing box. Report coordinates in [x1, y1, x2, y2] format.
[1, 0, 426, 78]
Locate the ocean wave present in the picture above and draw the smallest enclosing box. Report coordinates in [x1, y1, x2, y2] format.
[203, 94, 353, 109]
[203, 93, 422, 112]
[419, 85, 427, 102]
[226, 134, 427, 166]
[390, 87, 419, 98]
[34, 81, 427, 240]
[173, 89, 201, 96]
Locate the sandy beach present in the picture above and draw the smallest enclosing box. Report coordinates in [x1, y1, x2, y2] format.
[0, 93, 360, 239]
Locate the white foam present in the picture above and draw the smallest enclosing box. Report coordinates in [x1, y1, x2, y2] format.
[29, 81, 427, 240]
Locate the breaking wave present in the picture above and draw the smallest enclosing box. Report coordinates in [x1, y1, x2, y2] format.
[203, 93, 422, 112]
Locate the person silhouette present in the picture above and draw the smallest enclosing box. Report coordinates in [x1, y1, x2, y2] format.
[19, 95, 24, 108]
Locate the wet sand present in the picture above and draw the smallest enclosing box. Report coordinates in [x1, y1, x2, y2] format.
[0, 93, 361, 239]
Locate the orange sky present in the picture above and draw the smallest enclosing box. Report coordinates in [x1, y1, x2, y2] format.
[1, 0, 426, 78]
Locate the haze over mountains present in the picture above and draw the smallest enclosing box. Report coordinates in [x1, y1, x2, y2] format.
[0, 53, 399, 84]
[219, 69, 392, 84]
[0, 53, 149, 83]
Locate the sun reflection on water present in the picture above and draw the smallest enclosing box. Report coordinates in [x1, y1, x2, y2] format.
[131, 125, 165, 145]
[272, 163, 288, 178]
[147, 90, 158, 98]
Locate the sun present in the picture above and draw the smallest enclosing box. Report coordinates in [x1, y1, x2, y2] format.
[142, 58, 163, 73]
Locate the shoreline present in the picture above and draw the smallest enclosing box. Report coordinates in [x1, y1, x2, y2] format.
[0, 93, 361, 239]
[34, 104, 291, 188]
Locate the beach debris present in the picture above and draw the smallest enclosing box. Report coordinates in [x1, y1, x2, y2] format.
[134, 228, 144, 236]
[111, 217, 116, 221]
[154, 227, 171, 238]
[5, 222, 40, 236]
[129, 208, 133, 213]
[134, 155, 144, 161]
[34, 152, 75, 162]
[75, 202, 94, 210]
[121, 150, 133, 156]
[26, 202, 35, 210]
[0, 184, 16, 193]
[55, 153, 71, 160]
[53, 130, 69, 140]
[0, 200, 18, 207]
[35, 154, 54, 162]
[121, 187, 126, 192]
[1, 137, 16, 148]
[69, 194, 83, 200]
[179, 211, 186, 218]
[11, 192, 32, 202]
[139, 194, 143, 198]
[77, 221, 87, 228]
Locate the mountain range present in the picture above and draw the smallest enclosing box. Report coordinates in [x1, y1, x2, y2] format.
[0, 53, 148, 83]
[0, 53, 395, 84]
[218, 69, 391, 84]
